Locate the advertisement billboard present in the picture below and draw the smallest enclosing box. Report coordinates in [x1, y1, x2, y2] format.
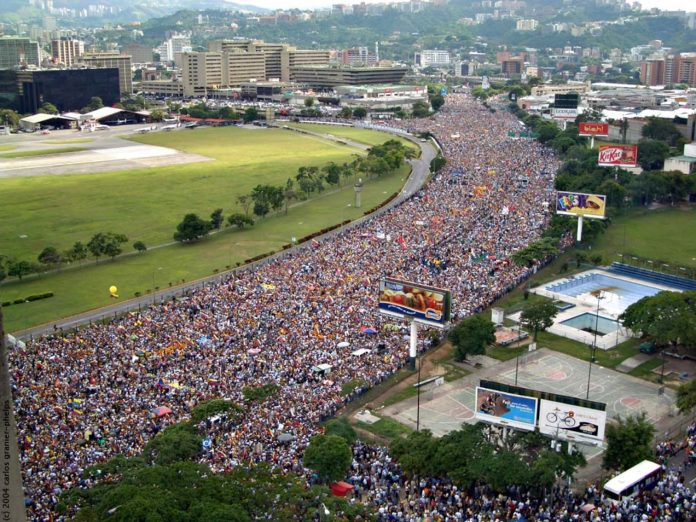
[598, 144, 638, 167]
[556, 191, 607, 219]
[475, 387, 538, 431]
[578, 122, 609, 137]
[552, 108, 578, 119]
[538, 399, 607, 445]
[378, 278, 451, 327]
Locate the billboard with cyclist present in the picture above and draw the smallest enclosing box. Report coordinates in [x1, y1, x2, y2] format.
[475, 387, 538, 431]
[538, 399, 607, 445]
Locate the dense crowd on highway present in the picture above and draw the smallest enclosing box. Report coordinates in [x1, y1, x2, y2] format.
[13, 91, 678, 521]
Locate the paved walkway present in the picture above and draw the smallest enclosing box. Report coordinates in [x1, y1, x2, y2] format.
[615, 353, 653, 373]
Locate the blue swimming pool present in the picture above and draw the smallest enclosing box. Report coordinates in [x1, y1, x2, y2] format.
[546, 273, 660, 308]
[560, 312, 619, 335]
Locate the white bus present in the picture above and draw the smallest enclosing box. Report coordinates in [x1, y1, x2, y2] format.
[603, 460, 662, 502]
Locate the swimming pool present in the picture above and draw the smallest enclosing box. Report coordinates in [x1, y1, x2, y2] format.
[545, 273, 661, 312]
[560, 312, 619, 335]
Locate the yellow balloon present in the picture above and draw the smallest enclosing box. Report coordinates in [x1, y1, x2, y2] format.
[109, 285, 118, 295]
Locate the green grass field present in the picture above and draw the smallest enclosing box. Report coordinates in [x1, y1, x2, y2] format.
[0, 147, 86, 158]
[284, 122, 416, 149]
[0, 126, 412, 332]
[591, 207, 696, 268]
[1, 127, 375, 261]
[0, 144, 17, 152]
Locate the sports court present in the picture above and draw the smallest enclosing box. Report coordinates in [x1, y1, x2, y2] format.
[381, 349, 675, 442]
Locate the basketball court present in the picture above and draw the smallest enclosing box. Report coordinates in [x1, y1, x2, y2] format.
[381, 349, 676, 448]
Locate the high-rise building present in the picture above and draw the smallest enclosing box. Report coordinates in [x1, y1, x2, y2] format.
[82, 53, 133, 95]
[181, 51, 222, 97]
[122, 44, 153, 65]
[2, 68, 120, 112]
[156, 34, 192, 62]
[639, 59, 666, 86]
[641, 53, 696, 87]
[51, 37, 84, 66]
[0, 36, 41, 69]
[501, 58, 524, 76]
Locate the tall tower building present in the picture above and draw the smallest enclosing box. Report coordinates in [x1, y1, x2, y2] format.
[51, 37, 84, 66]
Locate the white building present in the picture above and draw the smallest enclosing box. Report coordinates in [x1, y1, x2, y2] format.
[516, 19, 538, 31]
[156, 34, 192, 62]
[415, 49, 450, 68]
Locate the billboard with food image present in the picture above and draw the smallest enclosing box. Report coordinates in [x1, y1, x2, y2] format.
[598, 144, 638, 167]
[556, 191, 606, 219]
[378, 278, 451, 327]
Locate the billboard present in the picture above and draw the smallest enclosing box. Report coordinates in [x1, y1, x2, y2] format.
[556, 191, 607, 219]
[475, 387, 538, 431]
[598, 144, 638, 167]
[538, 399, 607, 445]
[552, 108, 577, 119]
[578, 122, 609, 137]
[378, 278, 451, 327]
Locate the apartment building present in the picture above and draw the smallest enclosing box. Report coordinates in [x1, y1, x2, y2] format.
[51, 37, 84, 66]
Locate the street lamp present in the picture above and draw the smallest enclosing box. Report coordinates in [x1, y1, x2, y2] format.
[586, 290, 604, 399]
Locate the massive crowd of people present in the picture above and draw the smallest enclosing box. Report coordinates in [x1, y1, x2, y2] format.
[348, 421, 696, 521]
[9, 92, 688, 521]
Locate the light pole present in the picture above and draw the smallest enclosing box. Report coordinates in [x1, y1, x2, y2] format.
[416, 351, 422, 432]
[152, 267, 162, 304]
[586, 290, 604, 399]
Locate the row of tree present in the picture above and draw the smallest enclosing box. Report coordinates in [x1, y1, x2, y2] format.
[0, 232, 134, 283]
[173, 140, 414, 242]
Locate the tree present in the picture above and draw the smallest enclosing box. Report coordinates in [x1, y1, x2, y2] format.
[637, 139, 670, 171]
[521, 300, 559, 340]
[7, 259, 36, 280]
[133, 241, 147, 253]
[620, 291, 696, 348]
[448, 315, 496, 361]
[253, 201, 269, 218]
[0, 109, 20, 129]
[302, 434, 352, 484]
[227, 213, 254, 229]
[85, 96, 104, 112]
[210, 208, 224, 230]
[429, 93, 445, 111]
[66, 241, 88, 264]
[243, 107, 259, 123]
[603, 413, 655, 472]
[174, 214, 212, 242]
[338, 106, 353, 119]
[352, 107, 367, 119]
[304, 97, 315, 108]
[38, 102, 58, 115]
[37, 246, 61, 267]
[641, 117, 681, 146]
[676, 379, 696, 414]
[87, 233, 109, 262]
[324, 418, 357, 444]
[511, 237, 559, 267]
[411, 101, 430, 118]
[150, 109, 164, 122]
[102, 233, 128, 259]
[322, 162, 341, 186]
[236, 194, 252, 216]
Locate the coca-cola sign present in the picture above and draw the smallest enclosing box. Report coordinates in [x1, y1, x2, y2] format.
[598, 145, 637, 167]
[578, 122, 609, 137]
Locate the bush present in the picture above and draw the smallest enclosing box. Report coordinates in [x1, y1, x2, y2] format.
[1, 301, 11, 307]
[13, 299, 25, 304]
[25, 292, 54, 302]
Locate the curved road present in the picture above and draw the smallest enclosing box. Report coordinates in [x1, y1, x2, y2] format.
[12, 126, 437, 341]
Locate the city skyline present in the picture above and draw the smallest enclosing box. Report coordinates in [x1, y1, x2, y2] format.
[242, 0, 696, 12]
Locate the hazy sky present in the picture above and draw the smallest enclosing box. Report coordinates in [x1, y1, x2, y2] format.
[242, 0, 695, 13]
